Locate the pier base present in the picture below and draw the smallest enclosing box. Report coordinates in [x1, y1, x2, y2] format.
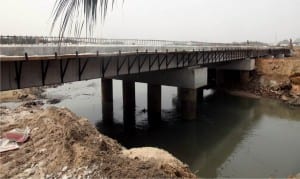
[147, 84, 161, 125]
[122, 80, 136, 130]
[101, 78, 113, 125]
[178, 88, 197, 120]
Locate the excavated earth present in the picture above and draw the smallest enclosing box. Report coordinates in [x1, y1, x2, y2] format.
[0, 104, 195, 178]
[231, 47, 300, 106]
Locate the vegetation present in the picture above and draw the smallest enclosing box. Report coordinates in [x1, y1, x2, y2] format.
[51, 0, 118, 38]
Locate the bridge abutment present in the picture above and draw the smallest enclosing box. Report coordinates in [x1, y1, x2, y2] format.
[122, 80, 136, 130]
[101, 78, 113, 125]
[147, 84, 162, 125]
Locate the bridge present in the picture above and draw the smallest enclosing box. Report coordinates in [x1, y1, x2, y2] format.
[0, 36, 291, 123]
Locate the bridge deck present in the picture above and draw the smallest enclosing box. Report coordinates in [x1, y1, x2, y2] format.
[0, 47, 291, 91]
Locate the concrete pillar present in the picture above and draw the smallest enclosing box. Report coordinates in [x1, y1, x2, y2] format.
[147, 84, 161, 125]
[197, 88, 203, 101]
[240, 71, 250, 84]
[101, 78, 113, 125]
[178, 88, 197, 120]
[122, 80, 136, 130]
[216, 70, 225, 86]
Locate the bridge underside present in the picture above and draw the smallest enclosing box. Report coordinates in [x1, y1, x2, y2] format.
[0, 48, 290, 91]
[0, 47, 291, 122]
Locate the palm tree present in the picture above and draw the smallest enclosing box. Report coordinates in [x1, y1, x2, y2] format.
[51, 0, 118, 38]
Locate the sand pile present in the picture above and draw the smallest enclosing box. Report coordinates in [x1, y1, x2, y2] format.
[0, 105, 195, 178]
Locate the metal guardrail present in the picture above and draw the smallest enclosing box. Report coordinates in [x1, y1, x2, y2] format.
[0, 35, 266, 47]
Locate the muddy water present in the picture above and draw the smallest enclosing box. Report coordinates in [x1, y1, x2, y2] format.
[2, 79, 300, 178]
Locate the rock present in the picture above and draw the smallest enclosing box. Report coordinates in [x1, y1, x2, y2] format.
[22, 101, 44, 108]
[24, 168, 35, 176]
[290, 73, 300, 85]
[270, 80, 279, 90]
[47, 98, 61, 104]
[291, 84, 300, 96]
[281, 94, 289, 101]
[62, 166, 68, 172]
[62, 174, 69, 179]
[288, 97, 300, 106]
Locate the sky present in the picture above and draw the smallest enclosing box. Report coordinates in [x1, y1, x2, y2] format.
[0, 0, 299, 43]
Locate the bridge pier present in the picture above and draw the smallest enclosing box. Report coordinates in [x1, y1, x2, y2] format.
[197, 88, 204, 101]
[101, 78, 113, 125]
[147, 84, 161, 125]
[122, 80, 136, 130]
[178, 88, 197, 120]
[216, 69, 225, 87]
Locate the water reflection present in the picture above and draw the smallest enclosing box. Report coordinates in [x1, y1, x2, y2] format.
[97, 92, 260, 177]
[95, 85, 300, 178]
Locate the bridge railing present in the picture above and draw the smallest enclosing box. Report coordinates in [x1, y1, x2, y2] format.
[0, 35, 192, 46]
[0, 35, 269, 47]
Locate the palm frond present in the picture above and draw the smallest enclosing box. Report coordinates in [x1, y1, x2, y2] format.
[51, 0, 117, 38]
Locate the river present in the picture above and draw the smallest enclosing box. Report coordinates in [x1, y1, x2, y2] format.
[2, 79, 300, 178]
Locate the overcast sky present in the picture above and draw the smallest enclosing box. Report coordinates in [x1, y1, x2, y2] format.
[0, 0, 299, 43]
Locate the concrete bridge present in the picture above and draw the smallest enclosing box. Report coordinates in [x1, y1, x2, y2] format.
[0, 36, 291, 122]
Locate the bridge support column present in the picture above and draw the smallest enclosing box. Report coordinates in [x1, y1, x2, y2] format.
[216, 70, 225, 87]
[101, 78, 113, 125]
[178, 88, 197, 120]
[197, 88, 203, 101]
[240, 71, 250, 84]
[122, 80, 136, 130]
[147, 84, 161, 125]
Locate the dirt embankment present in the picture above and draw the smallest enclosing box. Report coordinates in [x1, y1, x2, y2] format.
[241, 47, 300, 106]
[0, 88, 45, 103]
[0, 105, 196, 178]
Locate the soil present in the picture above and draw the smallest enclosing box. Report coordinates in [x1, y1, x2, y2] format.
[229, 47, 300, 106]
[0, 105, 196, 178]
[0, 87, 45, 103]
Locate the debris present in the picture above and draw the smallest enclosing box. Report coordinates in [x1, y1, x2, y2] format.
[62, 166, 68, 172]
[0, 138, 19, 153]
[3, 127, 30, 143]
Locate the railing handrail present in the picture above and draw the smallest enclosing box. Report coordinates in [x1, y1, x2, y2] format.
[0, 35, 271, 47]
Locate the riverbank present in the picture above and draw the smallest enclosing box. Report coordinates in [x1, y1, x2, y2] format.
[0, 104, 195, 178]
[0, 88, 45, 103]
[228, 47, 300, 106]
